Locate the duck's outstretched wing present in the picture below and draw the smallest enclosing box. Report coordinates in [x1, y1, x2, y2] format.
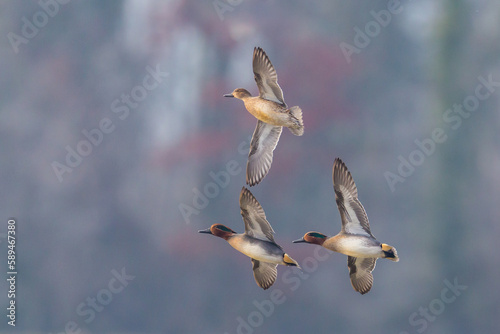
[240, 187, 276, 243]
[333, 158, 374, 238]
[252, 259, 278, 290]
[348, 256, 377, 295]
[253, 47, 286, 106]
[246, 121, 282, 186]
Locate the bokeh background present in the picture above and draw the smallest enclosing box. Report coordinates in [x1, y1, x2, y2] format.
[1, 1, 499, 333]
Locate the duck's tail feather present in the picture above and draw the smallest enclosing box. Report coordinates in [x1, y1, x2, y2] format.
[283, 253, 301, 269]
[287, 106, 304, 136]
[381, 243, 399, 262]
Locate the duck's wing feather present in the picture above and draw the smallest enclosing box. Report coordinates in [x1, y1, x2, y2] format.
[240, 187, 276, 243]
[246, 121, 282, 186]
[348, 256, 377, 295]
[333, 158, 374, 238]
[253, 47, 286, 106]
[252, 259, 278, 290]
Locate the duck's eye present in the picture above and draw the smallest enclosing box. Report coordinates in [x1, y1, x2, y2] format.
[308, 232, 325, 238]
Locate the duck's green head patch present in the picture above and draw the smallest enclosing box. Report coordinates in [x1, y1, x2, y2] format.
[215, 225, 234, 233]
[308, 232, 327, 239]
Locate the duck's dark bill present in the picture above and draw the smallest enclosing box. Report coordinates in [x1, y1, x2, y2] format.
[198, 228, 212, 234]
[223, 94, 234, 97]
[292, 238, 307, 243]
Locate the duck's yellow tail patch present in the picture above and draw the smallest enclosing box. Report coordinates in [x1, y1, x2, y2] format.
[381, 243, 399, 262]
[381, 243, 392, 252]
[283, 253, 300, 268]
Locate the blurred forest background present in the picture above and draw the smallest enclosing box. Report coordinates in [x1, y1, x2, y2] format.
[1, 0, 499, 333]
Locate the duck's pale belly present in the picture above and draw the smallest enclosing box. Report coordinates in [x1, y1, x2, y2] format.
[324, 236, 382, 258]
[228, 238, 283, 264]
